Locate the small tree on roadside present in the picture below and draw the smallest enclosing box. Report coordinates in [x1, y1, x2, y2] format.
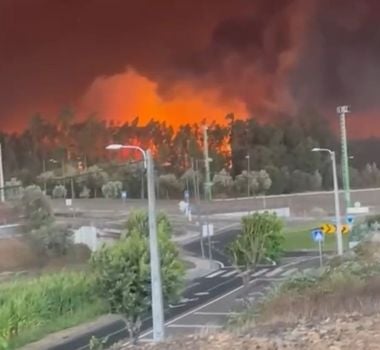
[101, 181, 122, 198]
[20, 185, 72, 256]
[227, 212, 284, 296]
[91, 212, 184, 343]
[52, 184, 67, 198]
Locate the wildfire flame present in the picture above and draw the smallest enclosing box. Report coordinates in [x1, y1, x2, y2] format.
[79, 68, 248, 127]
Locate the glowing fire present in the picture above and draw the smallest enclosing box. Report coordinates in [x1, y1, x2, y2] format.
[79, 68, 248, 127]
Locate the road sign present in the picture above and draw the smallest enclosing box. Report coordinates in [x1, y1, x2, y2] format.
[311, 229, 324, 267]
[184, 190, 189, 201]
[321, 223, 336, 234]
[346, 215, 354, 225]
[202, 223, 214, 238]
[320, 223, 350, 234]
[311, 229, 324, 242]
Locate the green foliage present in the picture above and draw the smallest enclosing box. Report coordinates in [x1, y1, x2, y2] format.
[52, 184, 67, 198]
[89, 336, 108, 350]
[0, 272, 99, 346]
[4, 178, 22, 201]
[227, 213, 284, 275]
[20, 185, 72, 256]
[122, 211, 173, 239]
[91, 212, 184, 342]
[158, 174, 183, 199]
[78, 165, 109, 198]
[101, 181, 122, 199]
[20, 185, 53, 231]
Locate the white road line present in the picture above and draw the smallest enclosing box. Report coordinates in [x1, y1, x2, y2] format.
[205, 270, 226, 278]
[252, 268, 269, 277]
[139, 255, 320, 340]
[222, 270, 238, 278]
[167, 324, 223, 329]
[194, 291, 210, 296]
[281, 267, 298, 277]
[194, 311, 238, 316]
[265, 267, 284, 277]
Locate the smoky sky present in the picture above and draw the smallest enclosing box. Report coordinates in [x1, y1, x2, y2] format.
[1, 0, 380, 131]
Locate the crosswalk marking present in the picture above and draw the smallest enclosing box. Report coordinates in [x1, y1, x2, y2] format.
[206, 270, 225, 278]
[281, 267, 298, 277]
[222, 270, 238, 278]
[252, 268, 269, 277]
[265, 267, 284, 277]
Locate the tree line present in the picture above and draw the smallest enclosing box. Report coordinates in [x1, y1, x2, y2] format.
[2, 107, 380, 199]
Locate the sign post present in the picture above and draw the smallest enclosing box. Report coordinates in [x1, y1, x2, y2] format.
[311, 229, 324, 267]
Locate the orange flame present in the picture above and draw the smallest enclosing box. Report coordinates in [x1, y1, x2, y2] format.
[79, 68, 248, 127]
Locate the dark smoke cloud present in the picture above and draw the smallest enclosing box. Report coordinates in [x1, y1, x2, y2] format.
[0, 0, 380, 131]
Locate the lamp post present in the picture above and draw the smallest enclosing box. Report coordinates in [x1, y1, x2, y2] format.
[0, 144, 4, 202]
[246, 154, 250, 197]
[312, 148, 343, 255]
[106, 144, 165, 341]
[337, 105, 351, 210]
[203, 126, 212, 201]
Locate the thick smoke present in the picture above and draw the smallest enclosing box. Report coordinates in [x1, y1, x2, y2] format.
[1, 0, 380, 132]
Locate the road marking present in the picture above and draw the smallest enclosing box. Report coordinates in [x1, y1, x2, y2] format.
[252, 268, 269, 277]
[194, 311, 237, 316]
[281, 267, 298, 276]
[194, 291, 210, 296]
[265, 267, 284, 277]
[187, 282, 200, 289]
[167, 324, 223, 329]
[222, 270, 238, 278]
[139, 256, 320, 340]
[205, 270, 226, 278]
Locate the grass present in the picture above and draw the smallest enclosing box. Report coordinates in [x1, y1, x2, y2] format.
[0, 271, 105, 349]
[7, 301, 106, 349]
[229, 241, 380, 331]
[282, 223, 350, 251]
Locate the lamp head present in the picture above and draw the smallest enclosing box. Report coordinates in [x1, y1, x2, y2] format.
[311, 148, 321, 152]
[106, 144, 123, 150]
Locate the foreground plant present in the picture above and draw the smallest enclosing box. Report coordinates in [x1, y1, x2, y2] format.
[227, 212, 284, 296]
[91, 212, 184, 343]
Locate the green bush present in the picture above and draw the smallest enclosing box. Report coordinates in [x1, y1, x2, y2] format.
[52, 185, 67, 199]
[0, 272, 99, 346]
[91, 212, 184, 343]
[101, 181, 122, 199]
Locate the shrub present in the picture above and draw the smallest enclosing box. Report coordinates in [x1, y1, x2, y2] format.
[52, 185, 67, 199]
[20, 185, 71, 257]
[101, 181, 122, 199]
[0, 272, 99, 345]
[91, 212, 184, 343]
[227, 212, 284, 294]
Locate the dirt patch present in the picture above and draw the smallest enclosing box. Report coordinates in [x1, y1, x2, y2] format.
[0, 237, 41, 271]
[0, 238, 91, 278]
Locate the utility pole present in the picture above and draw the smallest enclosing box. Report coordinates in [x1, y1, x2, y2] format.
[337, 105, 351, 210]
[246, 154, 250, 197]
[203, 126, 212, 201]
[0, 144, 4, 202]
[146, 149, 165, 341]
[331, 150, 344, 255]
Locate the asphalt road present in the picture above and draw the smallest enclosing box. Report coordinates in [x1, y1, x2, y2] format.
[47, 228, 320, 350]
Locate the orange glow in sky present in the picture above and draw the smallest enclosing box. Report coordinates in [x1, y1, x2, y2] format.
[79, 68, 248, 127]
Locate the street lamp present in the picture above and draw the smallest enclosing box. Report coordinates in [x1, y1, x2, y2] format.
[337, 105, 351, 210]
[245, 154, 250, 197]
[312, 147, 343, 255]
[106, 143, 165, 341]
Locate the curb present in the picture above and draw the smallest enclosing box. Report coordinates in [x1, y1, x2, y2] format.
[21, 315, 127, 350]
